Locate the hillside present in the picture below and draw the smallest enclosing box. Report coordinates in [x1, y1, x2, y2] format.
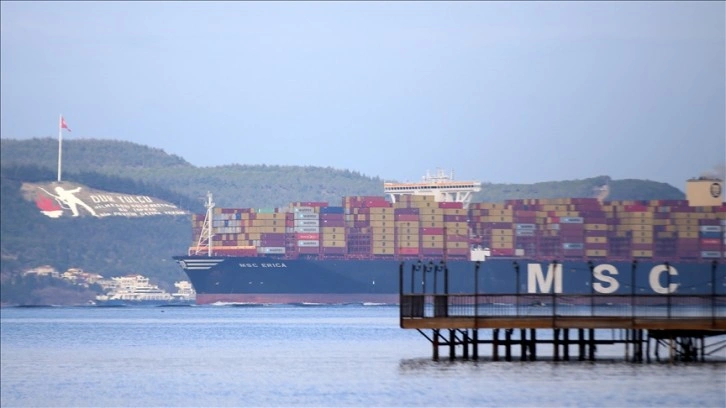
[0, 138, 383, 208]
[0, 138, 687, 305]
[0, 138, 685, 208]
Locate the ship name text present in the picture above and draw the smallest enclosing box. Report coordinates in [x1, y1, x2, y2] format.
[239, 263, 288, 268]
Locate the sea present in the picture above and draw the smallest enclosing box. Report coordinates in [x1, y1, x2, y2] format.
[1, 304, 724, 408]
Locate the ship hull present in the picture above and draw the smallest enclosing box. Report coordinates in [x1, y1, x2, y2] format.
[174, 256, 726, 305]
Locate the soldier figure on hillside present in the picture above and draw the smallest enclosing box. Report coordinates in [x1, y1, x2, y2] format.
[40, 186, 99, 217]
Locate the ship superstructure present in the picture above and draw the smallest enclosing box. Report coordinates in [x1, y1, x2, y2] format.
[384, 169, 481, 209]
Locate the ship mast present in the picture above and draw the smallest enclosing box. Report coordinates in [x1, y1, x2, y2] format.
[383, 169, 482, 209]
[193, 192, 215, 256]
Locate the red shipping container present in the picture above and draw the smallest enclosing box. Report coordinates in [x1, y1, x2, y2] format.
[395, 214, 420, 222]
[398, 247, 420, 255]
[490, 248, 514, 256]
[296, 233, 320, 240]
[366, 201, 392, 208]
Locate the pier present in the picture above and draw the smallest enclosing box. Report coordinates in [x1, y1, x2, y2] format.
[399, 260, 726, 362]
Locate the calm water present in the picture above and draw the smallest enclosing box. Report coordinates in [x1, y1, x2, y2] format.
[1, 305, 724, 407]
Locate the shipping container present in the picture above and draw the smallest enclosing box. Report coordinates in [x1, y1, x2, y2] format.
[632, 250, 653, 258]
[293, 226, 320, 233]
[321, 247, 346, 255]
[319, 206, 345, 214]
[438, 202, 464, 209]
[296, 233, 320, 240]
[294, 219, 320, 227]
[257, 247, 286, 254]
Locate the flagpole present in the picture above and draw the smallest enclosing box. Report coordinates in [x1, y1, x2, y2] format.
[57, 114, 63, 182]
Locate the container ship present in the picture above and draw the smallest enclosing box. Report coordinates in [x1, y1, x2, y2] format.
[174, 171, 726, 305]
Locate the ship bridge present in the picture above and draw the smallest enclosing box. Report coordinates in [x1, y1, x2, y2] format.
[384, 169, 481, 209]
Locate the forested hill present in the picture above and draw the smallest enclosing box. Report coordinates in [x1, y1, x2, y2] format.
[1, 138, 684, 209]
[0, 137, 686, 305]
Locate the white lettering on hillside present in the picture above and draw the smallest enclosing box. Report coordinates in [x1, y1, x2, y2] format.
[81, 192, 186, 217]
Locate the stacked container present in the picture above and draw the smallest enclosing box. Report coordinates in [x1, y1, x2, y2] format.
[189, 194, 725, 262]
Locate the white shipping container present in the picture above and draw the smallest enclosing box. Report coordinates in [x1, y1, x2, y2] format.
[294, 212, 320, 220]
[293, 207, 315, 213]
[257, 247, 286, 254]
[701, 251, 721, 258]
[294, 219, 319, 227]
[294, 226, 320, 233]
[515, 223, 536, 230]
[297, 240, 320, 247]
[700, 225, 722, 232]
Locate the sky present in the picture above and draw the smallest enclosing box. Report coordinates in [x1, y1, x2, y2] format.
[1, 1, 724, 191]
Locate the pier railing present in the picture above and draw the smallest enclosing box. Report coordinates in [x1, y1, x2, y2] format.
[399, 260, 726, 329]
[400, 293, 726, 319]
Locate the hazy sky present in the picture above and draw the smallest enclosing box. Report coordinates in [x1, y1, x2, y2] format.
[1, 1, 724, 190]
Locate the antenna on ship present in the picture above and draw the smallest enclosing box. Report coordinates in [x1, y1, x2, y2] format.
[384, 169, 481, 209]
[193, 192, 215, 256]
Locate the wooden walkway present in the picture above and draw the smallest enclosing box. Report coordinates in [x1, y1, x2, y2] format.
[401, 315, 726, 331]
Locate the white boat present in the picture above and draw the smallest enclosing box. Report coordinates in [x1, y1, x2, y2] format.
[95, 275, 194, 306]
